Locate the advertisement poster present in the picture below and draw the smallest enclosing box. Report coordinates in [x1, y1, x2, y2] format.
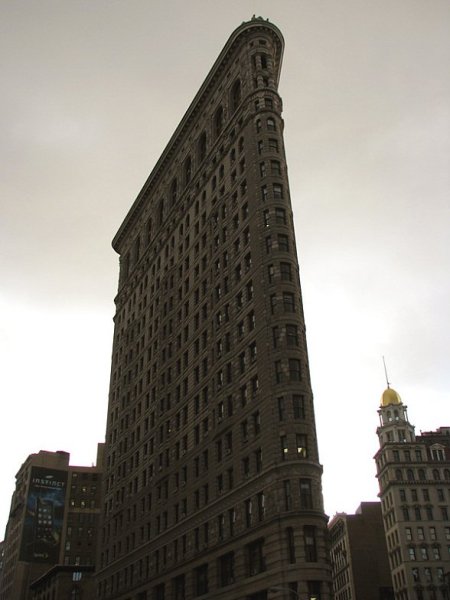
[20, 467, 67, 563]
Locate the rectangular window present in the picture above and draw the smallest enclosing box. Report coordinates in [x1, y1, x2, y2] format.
[266, 118, 276, 131]
[261, 185, 268, 202]
[255, 448, 262, 473]
[278, 234, 289, 251]
[280, 262, 292, 281]
[245, 498, 252, 527]
[218, 552, 235, 587]
[280, 435, 288, 460]
[271, 160, 281, 176]
[293, 395, 305, 419]
[278, 396, 285, 421]
[286, 526, 296, 563]
[275, 360, 283, 384]
[194, 564, 208, 596]
[286, 324, 299, 346]
[242, 456, 250, 478]
[289, 359, 301, 381]
[299, 479, 313, 508]
[249, 341, 257, 362]
[257, 491, 265, 520]
[228, 508, 235, 536]
[273, 183, 283, 199]
[252, 411, 261, 435]
[173, 575, 185, 600]
[284, 480, 292, 510]
[283, 292, 295, 312]
[275, 207, 286, 224]
[246, 539, 265, 576]
[296, 434, 308, 458]
[304, 526, 317, 562]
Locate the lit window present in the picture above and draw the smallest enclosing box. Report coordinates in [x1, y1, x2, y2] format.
[280, 435, 288, 459]
[296, 434, 308, 458]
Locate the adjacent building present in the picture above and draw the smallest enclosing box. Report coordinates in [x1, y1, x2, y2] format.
[97, 16, 332, 600]
[0, 445, 103, 600]
[29, 564, 96, 600]
[375, 388, 450, 599]
[329, 502, 394, 600]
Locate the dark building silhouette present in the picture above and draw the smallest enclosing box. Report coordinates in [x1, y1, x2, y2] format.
[375, 388, 450, 600]
[97, 17, 331, 600]
[329, 502, 394, 600]
[30, 565, 95, 600]
[0, 445, 103, 600]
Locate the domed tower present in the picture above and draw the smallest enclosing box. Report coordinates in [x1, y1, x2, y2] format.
[374, 387, 450, 598]
[376, 387, 416, 447]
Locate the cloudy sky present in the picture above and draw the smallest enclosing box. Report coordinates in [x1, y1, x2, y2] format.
[1, 0, 449, 535]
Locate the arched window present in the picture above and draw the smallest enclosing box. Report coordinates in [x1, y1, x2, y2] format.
[418, 468, 426, 480]
[170, 178, 177, 205]
[407, 469, 415, 481]
[444, 469, 450, 480]
[433, 469, 441, 481]
[184, 155, 192, 185]
[231, 79, 241, 112]
[214, 105, 224, 138]
[198, 131, 207, 162]
[395, 469, 402, 481]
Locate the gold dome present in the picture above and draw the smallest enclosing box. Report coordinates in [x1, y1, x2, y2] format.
[380, 387, 402, 407]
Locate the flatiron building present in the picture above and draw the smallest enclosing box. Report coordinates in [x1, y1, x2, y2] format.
[98, 17, 331, 600]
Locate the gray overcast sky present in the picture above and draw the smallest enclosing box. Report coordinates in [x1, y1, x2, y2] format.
[1, 0, 449, 535]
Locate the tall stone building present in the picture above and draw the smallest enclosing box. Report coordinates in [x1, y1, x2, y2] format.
[375, 388, 450, 600]
[0, 445, 103, 600]
[329, 502, 394, 600]
[97, 17, 331, 600]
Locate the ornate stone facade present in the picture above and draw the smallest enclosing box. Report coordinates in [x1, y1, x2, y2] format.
[98, 18, 332, 600]
[376, 389, 450, 599]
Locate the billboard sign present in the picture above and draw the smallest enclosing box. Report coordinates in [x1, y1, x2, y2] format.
[20, 467, 68, 563]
